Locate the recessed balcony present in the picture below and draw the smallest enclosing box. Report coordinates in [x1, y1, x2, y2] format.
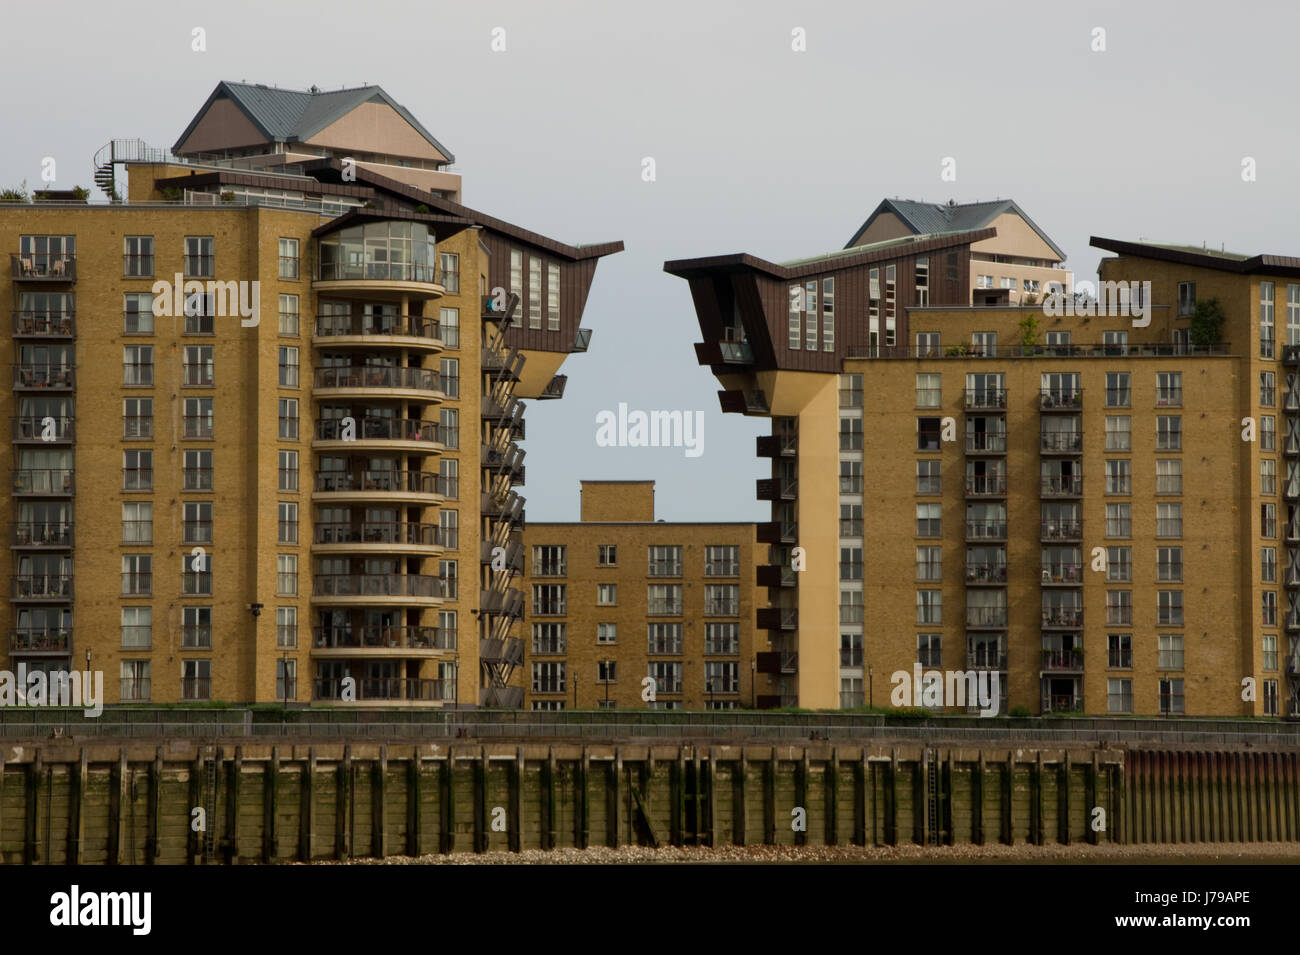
[756, 520, 797, 544]
[311, 625, 456, 657]
[13, 364, 73, 390]
[312, 417, 443, 455]
[12, 311, 74, 338]
[966, 607, 1008, 629]
[10, 253, 75, 283]
[1041, 648, 1085, 673]
[1041, 607, 1084, 629]
[1040, 475, 1083, 498]
[12, 574, 73, 600]
[966, 644, 1007, 670]
[965, 388, 1007, 411]
[312, 365, 444, 403]
[312, 262, 444, 300]
[1041, 521, 1083, 542]
[313, 677, 455, 706]
[311, 573, 443, 607]
[965, 562, 1007, 585]
[1040, 432, 1083, 454]
[756, 564, 796, 588]
[12, 416, 74, 444]
[964, 433, 1006, 455]
[965, 475, 1006, 498]
[313, 313, 442, 352]
[1040, 562, 1083, 585]
[965, 520, 1007, 542]
[756, 477, 798, 501]
[10, 629, 71, 655]
[12, 468, 73, 496]
[312, 521, 443, 556]
[756, 431, 797, 457]
[756, 607, 797, 631]
[12, 522, 73, 548]
[312, 468, 443, 505]
[1040, 389, 1082, 411]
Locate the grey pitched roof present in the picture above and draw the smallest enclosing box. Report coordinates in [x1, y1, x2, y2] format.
[173, 81, 455, 163]
[845, 198, 1066, 261]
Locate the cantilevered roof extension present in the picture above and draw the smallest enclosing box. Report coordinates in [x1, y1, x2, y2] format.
[847, 197, 1066, 261]
[1092, 237, 1300, 277]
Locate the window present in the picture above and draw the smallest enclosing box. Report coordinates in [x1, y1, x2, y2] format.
[840, 590, 863, 624]
[278, 502, 297, 543]
[122, 554, 151, 595]
[124, 292, 154, 334]
[120, 661, 151, 702]
[1264, 678, 1279, 716]
[276, 607, 297, 649]
[916, 459, 941, 495]
[1262, 590, 1278, 626]
[916, 546, 942, 582]
[1263, 633, 1278, 671]
[647, 623, 683, 654]
[121, 607, 151, 649]
[597, 583, 618, 606]
[705, 623, 739, 655]
[533, 584, 567, 616]
[533, 545, 567, 576]
[439, 252, 459, 293]
[271, 402, 297, 444]
[183, 397, 213, 439]
[648, 545, 683, 577]
[916, 503, 941, 537]
[1159, 678, 1185, 714]
[1105, 459, 1131, 495]
[867, 269, 880, 355]
[1262, 502, 1277, 538]
[596, 660, 619, 684]
[705, 545, 740, 576]
[839, 547, 863, 580]
[124, 236, 153, 277]
[805, 280, 818, 350]
[1178, 281, 1196, 317]
[1106, 502, 1131, 538]
[532, 623, 567, 654]
[1262, 547, 1278, 583]
[1106, 546, 1132, 582]
[841, 460, 863, 494]
[181, 607, 211, 649]
[278, 347, 299, 387]
[1157, 459, 1182, 495]
[1106, 590, 1132, 626]
[1156, 502, 1182, 538]
[1108, 678, 1133, 714]
[1156, 372, 1182, 407]
[508, 250, 524, 326]
[1261, 371, 1275, 407]
[1289, 285, 1300, 347]
[532, 662, 567, 694]
[822, 276, 835, 350]
[276, 555, 298, 595]
[1108, 633, 1132, 669]
[183, 501, 213, 544]
[439, 458, 459, 499]
[884, 266, 896, 345]
[123, 345, 153, 386]
[840, 503, 863, 537]
[278, 450, 298, 491]
[1105, 372, 1130, 407]
[1157, 546, 1183, 581]
[184, 449, 213, 491]
[839, 373, 863, 408]
[914, 256, 928, 306]
[916, 590, 942, 625]
[976, 274, 993, 289]
[788, 283, 802, 350]
[278, 238, 299, 279]
[548, 262, 560, 331]
[183, 552, 212, 595]
[1105, 415, 1131, 451]
[122, 502, 152, 543]
[439, 357, 459, 398]
[439, 560, 458, 599]
[184, 236, 214, 277]
[1261, 281, 1275, 359]
[598, 544, 617, 566]
[1157, 590, 1183, 626]
[183, 289, 215, 334]
[647, 583, 683, 615]
[276, 660, 297, 702]
[916, 373, 940, 408]
[916, 417, 941, 451]
[124, 397, 153, 438]
[841, 417, 863, 451]
[183, 344, 214, 386]
[1261, 415, 1276, 451]
[597, 623, 617, 645]
[123, 450, 153, 490]
[1156, 415, 1181, 451]
[970, 331, 996, 356]
[916, 332, 940, 357]
[705, 661, 739, 693]
[648, 662, 682, 695]
[439, 408, 459, 448]
[529, 257, 542, 329]
[278, 294, 299, 336]
[439, 510, 458, 550]
[439, 307, 459, 347]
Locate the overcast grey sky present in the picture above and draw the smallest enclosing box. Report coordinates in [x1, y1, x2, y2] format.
[4, 0, 1298, 522]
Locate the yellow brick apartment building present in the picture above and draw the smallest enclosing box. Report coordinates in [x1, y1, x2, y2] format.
[520, 481, 762, 710]
[0, 81, 621, 706]
[668, 213, 1300, 718]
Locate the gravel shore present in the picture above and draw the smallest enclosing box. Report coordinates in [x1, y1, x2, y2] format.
[310, 841, 1300, 865]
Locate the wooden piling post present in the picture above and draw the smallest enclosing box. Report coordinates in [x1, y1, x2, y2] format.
[264, 747, 279, 864]
[109, 748, 126, 865]
[375, 746, 388, 858]
[827, 749, 839, 847]
[147, 746, 162, 863]
[71, 748, 87, 865]
[706, 751, 718, 847]
[337, 746, 351, 860]
[407, 750, 422, 858]
[973, 752, 985, 846]
[510, 746, 523, 853]
[25, 750, 41, 865]
[1032, 751, 1043, 846]
[888, 749, 899, 846]
[545, 747, 557, 851]
[440, 751, 455, 854]
[1059, 751, 1070, 845]
[579, 747, 590, 850]
[738, 752, 749, 847]
[303, 748, 316, 862]
[676, 747, 688, 846]
[1001, 751, 1012, 845]
[229, 747, 243, 864]
[471, 746, 485, 854]
[764, 748, 776, 845]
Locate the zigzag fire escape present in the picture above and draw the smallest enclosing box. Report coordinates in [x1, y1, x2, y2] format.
[479, 292, 528, 706]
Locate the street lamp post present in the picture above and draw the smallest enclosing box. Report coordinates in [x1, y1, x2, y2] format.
[750, 659, 756, 708]
[868, 665, 874, 708]
[707, 679, 713, 709]
[573, 675, 578, 709]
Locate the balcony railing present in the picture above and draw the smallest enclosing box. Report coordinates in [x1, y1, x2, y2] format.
[1042, 648, 1084, 671]
[647, 599, 683, 615]
[1108, 649, 1133, 668]
[965, 521, 1007, 540]
[313, 522, 440, 547]
[1041, 607, 1084, 628]
[120, 678, 151, 702]
[314, 677, 454, 702]
[312, 626, 454, 650]
[13, 364, 73, 389]
[12, 469, 73, 494]
[704, 599, 740, 616]
[1040, 432, 1083, 452]
[181, 677, 211, 701]
[966, 606, 1008, 628]
[1040, 476, 1083, 496]
[12, 575, 73, 599]
[848, 343, 1231, 360]
[312, 574, 442, 598]
[964, 389, 1007, 410]
[313, 365, 442, 393]
[314, 417, 439, 443]
[10, 253, 76, 281]
[965, 475, 1006, 496]
[313, 469, 439, 495]
[1041, 521, 1083, 541]
[12, 311, 74, 338]
[967, 644, 1007, 670]
[1040, 389, 1082, 410]
[316, 262, 439, 284]
[965, 563, 1007, 584]
[1040, 562, 1083, 584]
[13, 417, 73, 442]
[1042, 694, 1083, 714]
[964, 434, 1007, 453]
[314, 313, 441, 342]
[12, 523, 72, 546]
[10, 629, 70, 653]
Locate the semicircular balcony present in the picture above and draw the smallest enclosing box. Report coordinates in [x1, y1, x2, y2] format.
[312, 365, 444, 404]
[312, 466, 445, 506]
[310, 624, 457, 659]
[313, 312, 442, 354]
[311, 572, 444, 608]
[312, 416, 444, 455]
[312, 520, 444, 557]
[313, 221, 445, 301]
